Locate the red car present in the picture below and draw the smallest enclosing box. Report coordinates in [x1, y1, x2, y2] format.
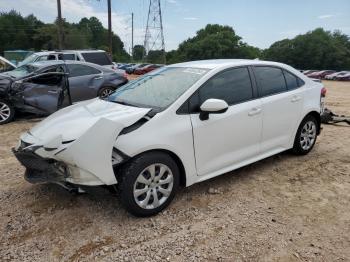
[307, 70, 336, 79]
[134, 64, 163, 75]
[303, 70, 318, 76]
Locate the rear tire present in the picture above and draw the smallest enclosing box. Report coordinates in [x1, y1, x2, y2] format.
[118, 152, 180, 217]
[0, 99, 15, 125]
[98, 87, 115, 99]
[292, 115, 319, 155]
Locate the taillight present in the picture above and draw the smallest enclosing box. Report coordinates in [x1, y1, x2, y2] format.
[321, 87, 327, 97]
[123, 72, 128, 79]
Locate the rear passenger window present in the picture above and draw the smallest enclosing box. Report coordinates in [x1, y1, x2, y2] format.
[284, 70, 298, 90]
[81, 52, 112, 66]
[198, 67, 253, 106]
[62, 54, 76, 60]
[254, 67, 287, 97]
[68, 64, 101, 77]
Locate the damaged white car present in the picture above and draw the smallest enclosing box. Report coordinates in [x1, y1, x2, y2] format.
[14, 60, 324, 216]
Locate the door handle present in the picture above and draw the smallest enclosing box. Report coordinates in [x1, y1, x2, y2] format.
[291, 96, 301, 103]
[94, 76, 103, 80]
[48, 90, 58, 94]
[248, 108, 262, 116]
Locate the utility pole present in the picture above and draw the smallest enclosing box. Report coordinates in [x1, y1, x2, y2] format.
[131, 12, 134, 60]
[107, 0, 112, 55]
[56, 0, 63, 49]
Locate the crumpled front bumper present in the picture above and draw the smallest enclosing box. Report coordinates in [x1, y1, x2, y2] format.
[12, 147, 69, 184]
[13, 117, 130, 186]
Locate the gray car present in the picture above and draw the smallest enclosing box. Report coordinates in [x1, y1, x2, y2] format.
[0, 60, 128, 124]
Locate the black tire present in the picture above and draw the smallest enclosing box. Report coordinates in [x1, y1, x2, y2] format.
[0, 99, 15, 125]
[292, 115, 319, 155]
[98, 86, 115, 98]
[118, 152, 180, 217]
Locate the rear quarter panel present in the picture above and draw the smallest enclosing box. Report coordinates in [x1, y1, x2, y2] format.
[288, 80, 322, 147]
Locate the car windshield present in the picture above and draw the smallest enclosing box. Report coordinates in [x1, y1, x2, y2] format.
[108, 67, 209, 110]
[20, 54, 39, 66]
[5, 64, 38, 78]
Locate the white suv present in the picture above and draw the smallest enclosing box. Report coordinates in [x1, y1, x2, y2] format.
[19, 50, 117, 70]
[14, 60, 325, 217]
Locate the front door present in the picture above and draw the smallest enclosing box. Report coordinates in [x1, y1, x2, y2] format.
[190, 67, 263, 176]
[21, 66, 66, 114]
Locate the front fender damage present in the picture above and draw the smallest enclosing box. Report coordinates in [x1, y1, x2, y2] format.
[16, 102, 152, 186]
[55, 118, 124, 185]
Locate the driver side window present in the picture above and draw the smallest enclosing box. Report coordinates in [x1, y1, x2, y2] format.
[30, 66, 64, 86]
[189, 67, 254, 112]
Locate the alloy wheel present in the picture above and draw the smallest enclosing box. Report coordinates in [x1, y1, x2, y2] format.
[0, 102, 11, 123]
[100, 88, 114, 98]
[300, 121, 316, 150]
[133, 163, 174, 210]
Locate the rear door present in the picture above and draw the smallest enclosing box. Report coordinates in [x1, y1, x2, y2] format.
[67, 64, 104, 102]
[253, 66, 304, 153]
[190, 67, 263, 176]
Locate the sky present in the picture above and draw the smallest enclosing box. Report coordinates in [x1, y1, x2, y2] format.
[1, 0, 349, 53]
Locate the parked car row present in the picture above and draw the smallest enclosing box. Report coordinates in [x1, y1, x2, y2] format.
[302, 70, 350, 81]
[117, 63, 164, 75]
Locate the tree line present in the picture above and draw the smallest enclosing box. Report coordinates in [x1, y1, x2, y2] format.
[1, 10, 350, 70]
[0, 10, 130, 61]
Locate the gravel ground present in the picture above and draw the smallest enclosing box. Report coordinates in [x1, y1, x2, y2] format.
[0, 80, 349, 261]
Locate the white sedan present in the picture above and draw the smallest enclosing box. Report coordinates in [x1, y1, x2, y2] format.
[14, 59, 325, 217]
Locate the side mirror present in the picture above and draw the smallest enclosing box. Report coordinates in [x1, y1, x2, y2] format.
[199, 99, 229, 121]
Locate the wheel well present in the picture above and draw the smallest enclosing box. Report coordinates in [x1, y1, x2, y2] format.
[127, 149, 187, 187]
[305, 111, 321, 135]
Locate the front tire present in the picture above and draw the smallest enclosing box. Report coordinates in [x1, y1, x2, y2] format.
[292, 115, 319, 155]
[0, 99, 15, 125]
[118, 152, 180, 217]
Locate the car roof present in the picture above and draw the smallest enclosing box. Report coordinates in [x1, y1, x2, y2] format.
[28, 60, 111, 72]
[168, 59, 290, 70]
[30, 50, 107, 56]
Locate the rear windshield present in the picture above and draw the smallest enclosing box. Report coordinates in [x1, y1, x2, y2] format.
[81, 52, 112, 66]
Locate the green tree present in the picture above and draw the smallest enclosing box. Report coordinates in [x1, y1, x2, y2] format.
[0, 11, 130, 62]
[167, 24, 260, 64]
[146, 50, 165, 64]
[264, 28, 350, 70]
[132, 45, 145, 61]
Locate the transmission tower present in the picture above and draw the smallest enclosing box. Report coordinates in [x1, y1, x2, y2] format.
[143, 0, 166, 64]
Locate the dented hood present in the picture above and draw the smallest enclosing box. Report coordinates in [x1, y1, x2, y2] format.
[30, 98, 151, 141]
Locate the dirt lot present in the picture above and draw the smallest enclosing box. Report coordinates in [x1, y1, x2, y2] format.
[0, 81, 349, 261]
